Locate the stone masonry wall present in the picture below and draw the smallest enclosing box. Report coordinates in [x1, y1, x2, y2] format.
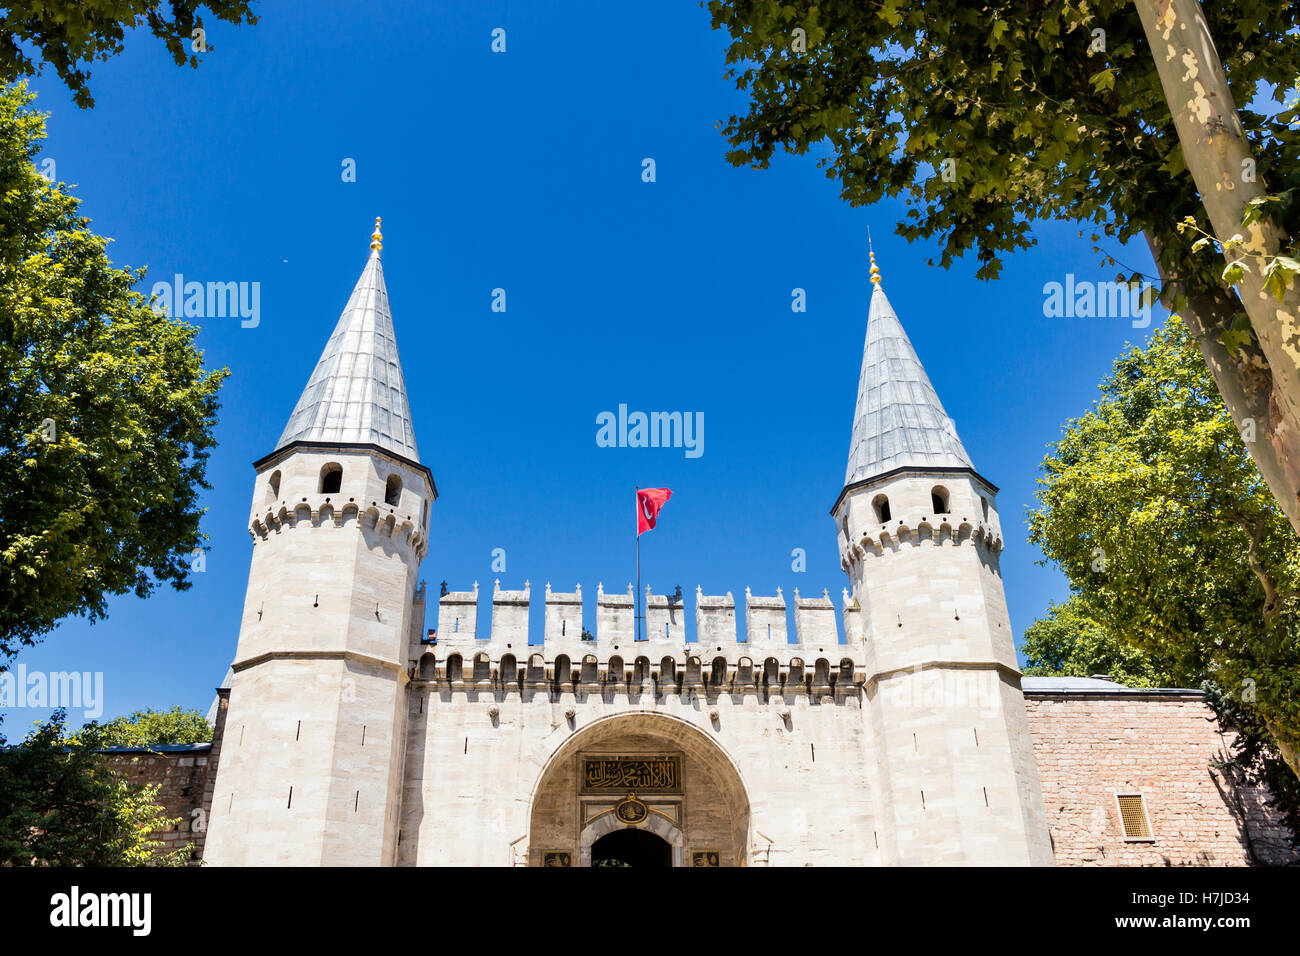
[100, 744, 214, 861]
[1024, 691, 1297, 866]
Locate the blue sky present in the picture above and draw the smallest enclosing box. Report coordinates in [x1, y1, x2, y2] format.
[3, 0, 1166, 732]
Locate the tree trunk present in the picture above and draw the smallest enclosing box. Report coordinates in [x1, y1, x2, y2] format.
[1265, 720, 1300, 783]
[1146, 232, 1300, 533]
[1135, 0, 1300, 532]
[1148, 231, 1300, 786]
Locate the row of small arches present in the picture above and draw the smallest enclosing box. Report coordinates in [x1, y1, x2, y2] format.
[870, 485, 988, 524]
[419, 652, 856, 687]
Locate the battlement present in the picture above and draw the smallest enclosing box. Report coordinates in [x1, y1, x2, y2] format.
[248, 494, 429, 558]
[839, 515, 1002, 572]
[411, 581, 865, 686]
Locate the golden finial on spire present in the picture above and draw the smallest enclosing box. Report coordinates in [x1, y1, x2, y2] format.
[868, 228, 881, 285]
[370, 217, 383, 252]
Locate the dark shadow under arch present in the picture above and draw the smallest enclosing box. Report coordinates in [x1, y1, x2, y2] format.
[591, 828, 672, 867]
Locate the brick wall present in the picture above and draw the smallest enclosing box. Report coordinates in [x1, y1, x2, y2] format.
[1024, 690, 1297, 866]
[99, 741, 215, 862]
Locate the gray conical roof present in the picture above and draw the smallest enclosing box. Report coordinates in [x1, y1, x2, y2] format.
[277, 234, 420, 461]
[844, 279, 972, 486]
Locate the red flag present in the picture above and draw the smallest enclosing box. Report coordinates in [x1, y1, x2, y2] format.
[637, 488, 672, 536]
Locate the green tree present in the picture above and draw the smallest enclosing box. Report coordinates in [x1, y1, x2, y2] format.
[1021, 596, 1173, 688]
[79, 706, 212, 748]
[0, 0, 257, 108]
[0, 712, 190, 865]
[1026, 315, 1300, 777]
[0, 84, 228, 656]
[707, 1, 1300, 538]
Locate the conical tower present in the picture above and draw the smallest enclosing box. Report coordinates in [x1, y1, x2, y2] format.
[204, 220, 435, 866]
[275, 219, 420, 460]
[833, 251, 1052, 865]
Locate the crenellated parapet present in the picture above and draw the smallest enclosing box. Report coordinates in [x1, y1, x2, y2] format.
[795, 587, 842, 646]
[840, 587, 864, 645]
[839, 514, 1002, 572]
[596, 582, 635, 644]
[248, 495, 429, 558]
[436, 580, 479, 640]
[412, 583, 866, 691]
[492, 578, 530, 644]
[694, 587, 736, 649]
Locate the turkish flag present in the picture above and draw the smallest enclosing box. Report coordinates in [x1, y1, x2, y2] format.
[637, 488, 673, 536]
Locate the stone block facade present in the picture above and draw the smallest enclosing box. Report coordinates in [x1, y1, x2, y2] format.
[109, 675, 1300, 866]
[405, 586, 875, 867]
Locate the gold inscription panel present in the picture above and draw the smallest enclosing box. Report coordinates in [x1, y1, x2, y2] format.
[582, 756, 681, 792]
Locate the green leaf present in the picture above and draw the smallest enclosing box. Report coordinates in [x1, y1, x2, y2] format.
[1089, 68, 1116, 93]
[1219, 313, 1254, 354]
[1222, 259, 1250, 284]
[1262, 257, 1296, 302]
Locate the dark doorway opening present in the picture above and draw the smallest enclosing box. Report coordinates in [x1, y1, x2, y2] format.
[591, 828, 672, 867]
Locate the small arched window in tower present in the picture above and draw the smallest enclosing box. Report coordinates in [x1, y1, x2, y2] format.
[319, 463, 343, 495]
[872, 494, 891, 523]
[931, 485, 950, 515]
[421, 499, 429, 528]
[266, 470, 281, 505]
[384, 474, 402, 507]
[980, 496, 989, 521]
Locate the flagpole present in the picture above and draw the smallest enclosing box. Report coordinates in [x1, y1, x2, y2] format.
[635, 486, 641, 642]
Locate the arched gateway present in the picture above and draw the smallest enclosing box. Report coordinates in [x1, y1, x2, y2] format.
[528, 713, 751, 867]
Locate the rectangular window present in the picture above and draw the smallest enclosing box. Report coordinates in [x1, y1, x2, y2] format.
[1115, 793, 1154, 841]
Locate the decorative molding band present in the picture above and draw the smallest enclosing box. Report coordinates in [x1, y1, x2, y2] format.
[1023, 688, 1207, 701]
[231, 649, 406, 677]
[406, 678, 865, 706]
[862, 659, 1023, 694]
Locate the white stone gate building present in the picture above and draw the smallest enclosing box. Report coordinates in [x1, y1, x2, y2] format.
[198, 223, 1292, 867]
